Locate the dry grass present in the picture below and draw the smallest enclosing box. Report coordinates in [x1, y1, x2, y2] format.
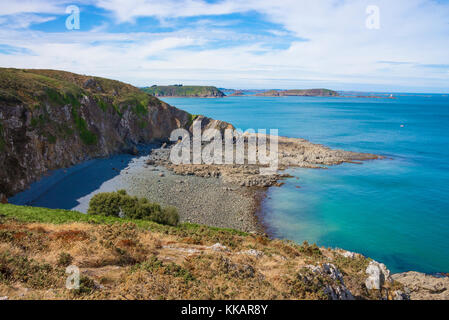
[0, 213, 398, 300]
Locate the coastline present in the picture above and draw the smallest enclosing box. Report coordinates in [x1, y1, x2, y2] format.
[8, 142, 449, 299]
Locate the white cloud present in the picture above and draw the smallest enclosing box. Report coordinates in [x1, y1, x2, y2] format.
[0, 0, 65, 15]
[0, 0, 448, 92]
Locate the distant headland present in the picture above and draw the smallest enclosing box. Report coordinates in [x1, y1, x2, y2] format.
[142, 85, 225, 98]
[255, 88, 339, 97]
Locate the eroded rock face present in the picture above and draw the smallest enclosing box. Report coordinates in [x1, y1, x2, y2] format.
[0, 69, 192, 197]
[305, 263, 355, 300]
[392, 272, 449, 300]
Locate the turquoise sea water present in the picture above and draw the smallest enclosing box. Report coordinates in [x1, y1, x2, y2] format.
[162, 95, 449, 274]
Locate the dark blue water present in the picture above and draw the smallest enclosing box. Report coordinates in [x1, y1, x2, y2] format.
[162, 95, 449, 274]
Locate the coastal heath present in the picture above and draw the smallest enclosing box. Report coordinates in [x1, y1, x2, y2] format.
[169, 119, 279, 175]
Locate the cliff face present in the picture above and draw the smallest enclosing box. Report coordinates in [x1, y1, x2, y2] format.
[142, 85, 225, 98]
[256, 89, 339, 97]
[0, 68, 191, 197]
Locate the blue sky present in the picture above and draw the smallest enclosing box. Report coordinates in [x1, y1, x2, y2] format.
[0, 0, 448, 92]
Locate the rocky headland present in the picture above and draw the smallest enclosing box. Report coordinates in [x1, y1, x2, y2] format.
[256, 89, 339, 97]
[142, 85, 225, 98]
[0, 68, 193, 198]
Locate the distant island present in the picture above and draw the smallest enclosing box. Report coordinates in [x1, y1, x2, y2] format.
[142, 85, 225, 98]
[256, 88, 339, 97]
[227, 90, 245, 96]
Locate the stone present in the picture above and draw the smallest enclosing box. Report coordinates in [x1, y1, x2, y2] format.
[365, 261, 392, 290]
[305, 264, 354, 300]
[392, 271, 449, 300]
[239, 249, 264, 258]
[209, 243, 229, 252]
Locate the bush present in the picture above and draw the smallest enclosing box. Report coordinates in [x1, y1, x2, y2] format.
[57, 252, 73, 267]
[87, 190, 179, 226]
[87, 192, 122, 217]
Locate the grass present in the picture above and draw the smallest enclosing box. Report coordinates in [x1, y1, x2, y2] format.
[0, 203, 248, 239]
[0, 203, 400, 300]
[187, 113, 200, 127]
[71, 105, 97, 145]
[0, 67, 160, 146]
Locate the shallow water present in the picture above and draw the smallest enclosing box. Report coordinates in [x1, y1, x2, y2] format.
[162, 95, 449, 274]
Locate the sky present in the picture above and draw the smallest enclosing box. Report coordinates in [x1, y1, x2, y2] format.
[0, 0, 448, 93]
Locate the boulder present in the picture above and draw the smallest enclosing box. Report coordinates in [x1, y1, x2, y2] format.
[365, 261, 392, 290]
[209, 243, 229, 252]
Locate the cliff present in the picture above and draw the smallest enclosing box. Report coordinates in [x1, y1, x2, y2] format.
[142, 85, 225, 98]
[256, 89, 339, 97]
[0, 68, 192, 197]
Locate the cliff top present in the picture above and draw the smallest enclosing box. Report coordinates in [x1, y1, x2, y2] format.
[0, 68, 160, 110]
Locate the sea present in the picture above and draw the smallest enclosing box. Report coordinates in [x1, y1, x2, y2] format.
[10, 93, 449, 274]
[161, 94, 449, 274]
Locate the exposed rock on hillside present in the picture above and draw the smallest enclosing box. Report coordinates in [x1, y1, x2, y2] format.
[393, 272, 449, 300]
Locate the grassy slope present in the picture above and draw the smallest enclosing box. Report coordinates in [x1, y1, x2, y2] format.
[0, 204, 246, 238]
[142, 85, 225, 97]
[0, 203, 402, 300]
[0, 68, 156, 109]
[0, 68, 166, 147]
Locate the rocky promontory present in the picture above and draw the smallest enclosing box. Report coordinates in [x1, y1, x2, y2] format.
[256, 89, 339, 97]
[142, 85, 225, 98]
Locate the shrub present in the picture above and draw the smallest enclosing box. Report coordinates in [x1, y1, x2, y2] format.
[87, 192, 122, 216]
[57, 252, 73, 267]
[87, 190, 179, 226]
[159, 206, 179, 226]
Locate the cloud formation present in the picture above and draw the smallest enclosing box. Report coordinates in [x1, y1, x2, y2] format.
[0, 0, 448, 92]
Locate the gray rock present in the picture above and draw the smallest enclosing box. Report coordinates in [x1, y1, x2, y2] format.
[209, 243, 229, 252]
[365, 261, 392, 290]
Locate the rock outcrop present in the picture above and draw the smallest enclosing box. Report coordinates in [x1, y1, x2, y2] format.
[0, 68, 192, 197]
[256, 89, 339, 97]
[142, 85, 225, 98]
[392, 272, 449, 300]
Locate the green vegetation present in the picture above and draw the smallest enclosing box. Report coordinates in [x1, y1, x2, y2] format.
[187, 113, 200, 127]
[142, 85, 225, 97]
[132, 256, 195, 283]
[0, 203, 390, 300]
[57, 252, 73, 267]
[71, 105, 97, 145]
[87, 190, 179, 226]
[0, 68, 159, 146]
[0, 251, 62, 289]
[0, 203, 248, 242]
